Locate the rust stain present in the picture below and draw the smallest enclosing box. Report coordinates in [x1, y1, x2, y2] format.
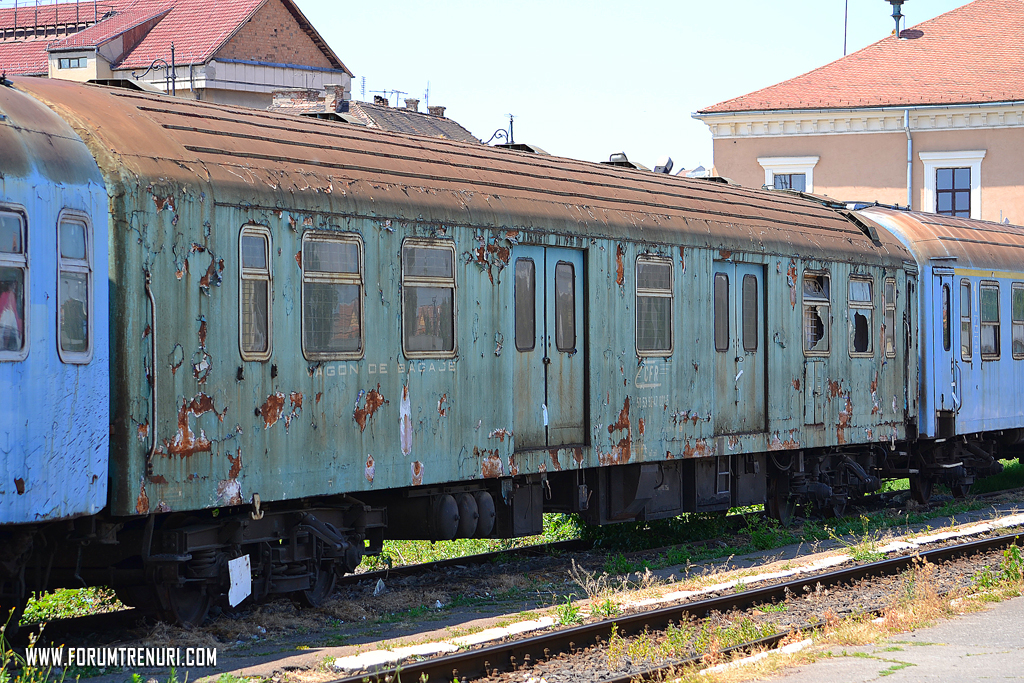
[508, 453, 519, 476]
[837, 394, 853, 445]
[666, 450, 674, 460]
[143, 324, 151, 339]
[488, 427, 513, 442]
[295, 250, 302, 269]
[228, 450, 243, 479]
[786, 261, 798, 308]
[136, 483, 149, 514]
[137, 422, 149, 442]
[792, 379, 801, 391]
[719, 249, 732, 259]
[870, 372, 878, 393]
[260, 392, 286, 429]
[411, 460, 424, 486]
[638, 417, 645, 436]
[679, 246, 685, 273]
[573, 447, 584, 466]
[365, 455, 375, 483]
[768, 431, 800, 451]
[315, 392, 323, 404]
[471, 236, 512, 284]
[600, 396, 632, 465]
[198, 256, 225, 291]
[285, 392, 303, 428]
[478, 447, 504, 478]
[437, 393, 448, 417]
[354, 384, 388, 432]
[827, 380, 842, 399]
[728, 435, 740, 450]
[153, 195, 175, 211]
[216, 478, 242, 505]
[165, 393, 222, 457]
[198, 318, 208, 349]
[14, 477, 25, 495]
[615, 244, 625, 285]
[682, 438, 713, 458]
[175, 259, 188, 280]
[148, 475, 168, 484]
[549, 449, 563, 471]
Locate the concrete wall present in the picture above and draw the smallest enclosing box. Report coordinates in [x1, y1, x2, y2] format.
[714, 127, 1024, 225]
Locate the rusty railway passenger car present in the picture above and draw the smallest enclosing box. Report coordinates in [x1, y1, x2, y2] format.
[3, 77, 923, 625]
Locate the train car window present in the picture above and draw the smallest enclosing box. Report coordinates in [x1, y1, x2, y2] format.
[301, 233, 363, 359]
[239, 226, 272, 360]
[515, 259, 535, 351]
[57, 216, 92, 363]
[803, 272, 830, 355]
[716, 456, 731, 495]
[636, 256, 672, 355]
[941, 284, 951, 352]
[884, 279, 897, 358]
[714, 273, 729, 352]
[742, 274, 758, 351]
[960, 280, 972, 360]
[848, 277, 873, 356]
[1012, 283, 1024, 359]
[980, 282, 1000, 359]
[402, 241, 456, 357]
[0, 211, 27, 360]
[554, 262, 576, 352]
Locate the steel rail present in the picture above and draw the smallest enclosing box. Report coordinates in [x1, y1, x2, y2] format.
[330, 530, 1022, 683]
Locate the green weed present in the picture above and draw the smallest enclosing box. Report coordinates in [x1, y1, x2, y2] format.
[554, 596, 583, 625]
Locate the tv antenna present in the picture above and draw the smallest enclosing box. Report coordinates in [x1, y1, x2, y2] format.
[369, 89, 407, 106]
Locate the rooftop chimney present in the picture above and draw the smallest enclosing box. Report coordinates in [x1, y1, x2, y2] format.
[428, 105, 446, 117]
[373, 95, 389, 106]
[404, 98, 420, 112]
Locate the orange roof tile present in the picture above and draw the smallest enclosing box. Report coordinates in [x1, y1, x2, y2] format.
[700, 0, 1024, 113]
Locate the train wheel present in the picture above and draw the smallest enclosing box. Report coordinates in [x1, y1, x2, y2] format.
[157, 583, 212, 626]
[909, 475, 933, 504]
[767, 477, 796, 527]
[951, 482, 972, 499]
[299, 543, 337, 608]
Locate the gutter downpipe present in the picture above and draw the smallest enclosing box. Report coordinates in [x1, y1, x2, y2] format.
[904, 109, 912, 210]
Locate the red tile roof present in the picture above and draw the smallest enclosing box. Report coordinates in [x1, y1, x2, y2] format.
[700, 0, 1024, 113]
[48, 4, 172, 51]
[1, 0, 350, 76]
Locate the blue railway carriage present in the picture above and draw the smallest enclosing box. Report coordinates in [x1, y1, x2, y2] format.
[861, 207, 1024, 501]
[0, 83, 110, 620]
[2, 77, 918, 625]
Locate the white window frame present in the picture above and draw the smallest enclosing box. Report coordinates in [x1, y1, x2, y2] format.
[238, 224, 273, 362]
[300, 231, 364, 361]
[56, 210, 93, 364]
[0, 206, 29, 362]
[757, 156, 819, 193]
[635, 254, 673, 357]
[919, 150, 986, 219]
[401, 239, 457, 359]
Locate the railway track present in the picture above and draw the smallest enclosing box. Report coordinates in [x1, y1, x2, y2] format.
[329, 530, 1024, 683]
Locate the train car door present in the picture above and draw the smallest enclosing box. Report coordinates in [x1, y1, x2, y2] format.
[932, 269, 957, 435]
[712, 263, 767, 434]
[513, 247, 586, 449]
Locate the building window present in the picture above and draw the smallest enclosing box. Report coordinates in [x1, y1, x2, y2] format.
[57, 57, 85, 69]
[636, 256, 672, 355]
[0, 210, 27, 360]
[239, 226, 272, 360]
[936, 167, 970, 217]
[742, 274, 758, 351]
[554, 262, 576, 352]
[1012, 283, 1024, 360]
[884, 278, 897, 358]
[848, 277, 873, 356]
[57, 215, 92, 363]
[758, 156, 819, 193]
[803, 272, 830, 355]
[301, 232, 362, 359]
[773, 174, 806, 192]
[402, 240, 455, 357]
[714, 273, 729, 352]
[919, 150, 985, 219]
[980, 281, 1000, 359]
[960, 280, 972, 360]
[514, 258, 535, 352]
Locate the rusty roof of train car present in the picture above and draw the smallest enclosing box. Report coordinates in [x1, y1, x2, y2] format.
[859, 207, 1024, 274]
[15, 77, 912, 266]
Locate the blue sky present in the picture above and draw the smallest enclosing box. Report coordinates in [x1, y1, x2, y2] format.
[296, 1, 969, 170]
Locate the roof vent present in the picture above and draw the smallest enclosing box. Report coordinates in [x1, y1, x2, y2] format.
[653, 156, 674, 174]
[601, 152, 649, 171]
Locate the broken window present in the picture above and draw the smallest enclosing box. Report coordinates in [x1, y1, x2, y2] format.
[403, 241, 455, 356]
[716, 456, 731, 495]
[0, 211, 26, 358]
[302, 233, 362, 359]
[848, 277, 873, 356]
[515, 258, 535, 351]
[742, 274, 758, 352]
[960, 280, 972, 360]
[636, 256, 672, 354]
[980, 282, 1000, 359]
[1013, 283, 1024, 359]
[714, 273, 729, 352]
[58, 216, 92, 362]
[554, 261, 576, 352]
[803, 272, 830, 355]
[240, 227, 271, 360]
